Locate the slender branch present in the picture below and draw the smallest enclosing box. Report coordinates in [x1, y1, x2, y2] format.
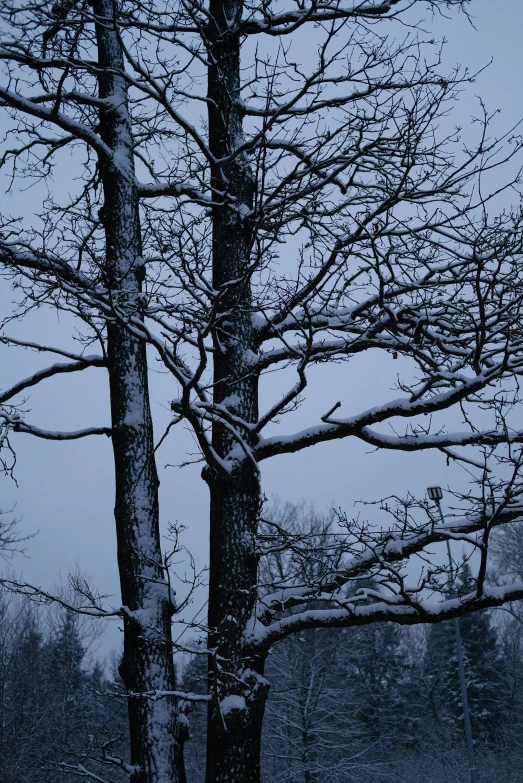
[10, 421, 111, 440]
[0, 356, 106, 403]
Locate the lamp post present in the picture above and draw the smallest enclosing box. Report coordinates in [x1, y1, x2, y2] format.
[427, 486, 479, 783]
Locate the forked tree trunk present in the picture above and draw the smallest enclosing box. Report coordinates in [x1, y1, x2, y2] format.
[94, 2, 186, 780]
[206, 0, 269, 781]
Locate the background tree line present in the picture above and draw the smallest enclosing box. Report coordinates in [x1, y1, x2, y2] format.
[184, 577, 523, 783]
[3, 507, 522, 783]
[3, 570, 522, 783]
[0, 590, 129, 783]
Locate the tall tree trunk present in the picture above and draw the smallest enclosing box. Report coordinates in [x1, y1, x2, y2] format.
[94, 2, 186, 780]
[205, 1, 269, 781]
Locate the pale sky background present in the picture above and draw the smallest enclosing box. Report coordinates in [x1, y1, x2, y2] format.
[1, 0, 522, 660]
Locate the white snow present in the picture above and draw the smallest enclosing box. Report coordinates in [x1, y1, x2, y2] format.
[220, 694, 247, 716]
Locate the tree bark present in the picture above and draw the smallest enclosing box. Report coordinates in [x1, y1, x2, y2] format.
[205, 0, 269, 780]
[206, 473, 268, 783]
[93, 2, 186, 781]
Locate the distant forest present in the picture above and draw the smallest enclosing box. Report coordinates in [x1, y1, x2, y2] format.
[2, 555, 523, 783]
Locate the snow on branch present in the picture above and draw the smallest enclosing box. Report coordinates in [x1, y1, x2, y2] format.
[0, 85, 114, 162]
[253, 582, 523, 649]
[241, 1, 466, 35]
[7, 419, 111, 440]
[0, 239, 98, 292]
[137, 181, 214, 205]
[0, 356, 106, 403]
[0, 402, 110, 479]
[127, 688, 211, 703]
[56, 764, 109, 782]
[252, 390, 523, 463]
[240, 0, 405, 35]
[0, 335, 107, 361]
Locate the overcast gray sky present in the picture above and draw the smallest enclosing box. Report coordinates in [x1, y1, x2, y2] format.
[1, 0, 522, 659]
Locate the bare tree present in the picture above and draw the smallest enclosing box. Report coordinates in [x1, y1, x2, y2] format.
[0, 509, 26, 558]
[4, 1, 523, 782]
[262, 623, 399, 783]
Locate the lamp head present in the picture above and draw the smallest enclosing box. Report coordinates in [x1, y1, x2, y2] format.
[427, 486, 443, 501]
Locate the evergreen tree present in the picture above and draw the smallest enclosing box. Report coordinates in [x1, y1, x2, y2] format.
[0, 596, 61, 782]
[0, 592, 128, 782]
[182, 652, 208, 783]
[424, 563, 505, 744]
[344, 623, 411, 748]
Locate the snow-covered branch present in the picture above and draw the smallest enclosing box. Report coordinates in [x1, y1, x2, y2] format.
[11, 422, 111, 440]
[0, 356, 106, 403]
[253, 582, 523, 650]
[0, 85, 113, 162]
[138, 181, 213, 205]
[241, 0, 405, 35]
[56, 764, 109, 783]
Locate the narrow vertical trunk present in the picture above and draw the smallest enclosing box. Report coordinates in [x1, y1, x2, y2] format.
[206, 1, 268, 781]
[93, 2, 186, 780]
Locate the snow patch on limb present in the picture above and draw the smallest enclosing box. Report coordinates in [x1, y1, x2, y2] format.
[220, 393, 242, 409]
[220, 694, 247, 716]
[124, 577, 176, 629]
[137, 180, 214, 205]
[236, 202, 253, 218]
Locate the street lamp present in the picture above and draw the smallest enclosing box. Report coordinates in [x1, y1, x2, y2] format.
[427, 486, 479, 783]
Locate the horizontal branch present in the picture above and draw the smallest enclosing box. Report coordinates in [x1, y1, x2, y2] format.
[137, 181, 213, 205]
[0, 85, 113, 162]
[11, 421, 111, 440]
[251, 581, 523, 650]
[0, 239, 97, 291]
[251, 375, 509, 462]
[0, 577, 119, 617]
[356, 426, 523, 452]
[128, 688, 211, 703]
[0, 356, 106, 403]
[241, 0, 403, 34]
[0, 335, 106, 361]
[56, 764, 108, 783]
